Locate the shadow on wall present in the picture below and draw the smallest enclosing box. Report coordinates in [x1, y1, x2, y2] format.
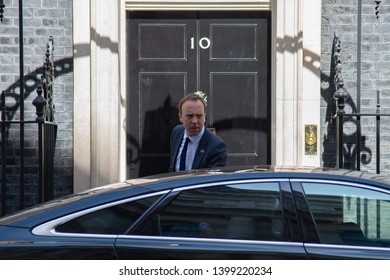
[320, 34, 372, 169]
[0, 57, 73, 211]
[1, 57, 73, 123]
[276, 32, 373, 169]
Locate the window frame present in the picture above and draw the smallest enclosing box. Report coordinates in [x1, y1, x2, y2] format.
[32, 190, 170, 237]
[291, 178, 390, 249]
[130, 178, 298, 242]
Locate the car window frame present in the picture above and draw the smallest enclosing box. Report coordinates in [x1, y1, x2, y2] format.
[32, 190, 171, 238]
[291, 178, 390, 249]
[128, 178, 301, 243]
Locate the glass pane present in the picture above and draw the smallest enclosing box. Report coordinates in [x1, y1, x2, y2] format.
[56, 195, 161, 234]
[303, 183, 390, 247]
[137, 182, 286, 241]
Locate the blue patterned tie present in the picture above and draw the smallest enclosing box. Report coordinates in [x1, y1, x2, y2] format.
[179, 137, 190, 171]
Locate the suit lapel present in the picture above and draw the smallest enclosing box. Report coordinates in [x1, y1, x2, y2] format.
[173, 129, 185, 161]
[170, 126, 185, 171]
[192, 130, 208, 169]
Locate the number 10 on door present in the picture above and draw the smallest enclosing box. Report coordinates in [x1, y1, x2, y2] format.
[190, 37, 211, 49]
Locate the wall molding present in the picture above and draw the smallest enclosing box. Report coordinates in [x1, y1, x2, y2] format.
[125, 0, 271, 10]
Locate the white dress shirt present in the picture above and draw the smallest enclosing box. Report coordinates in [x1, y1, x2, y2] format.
[175, 126, 205, 171]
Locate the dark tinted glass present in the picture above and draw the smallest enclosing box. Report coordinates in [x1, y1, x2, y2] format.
[303, 182, 390, 247]
[136, 182, 286, 241]
[56, 195, 161, 234]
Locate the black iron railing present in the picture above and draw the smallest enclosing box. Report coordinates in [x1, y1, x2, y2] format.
[0, 37, 57, 216]
[333, 1, 388, 175]
[334, 88, 389, 174]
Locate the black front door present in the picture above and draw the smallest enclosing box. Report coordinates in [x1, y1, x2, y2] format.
[126, 11, 271, 178]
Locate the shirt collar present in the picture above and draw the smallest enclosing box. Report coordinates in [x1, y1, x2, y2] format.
[184, 126, 205, 144]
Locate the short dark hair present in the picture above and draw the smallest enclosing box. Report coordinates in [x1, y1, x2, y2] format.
[178, 92, 207, 115]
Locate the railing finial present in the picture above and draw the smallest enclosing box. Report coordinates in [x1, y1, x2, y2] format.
[32, 86, 47, 123]
[333, 35, 349, 116]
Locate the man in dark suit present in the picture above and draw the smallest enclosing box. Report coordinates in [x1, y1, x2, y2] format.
[169, 92, 227, 172]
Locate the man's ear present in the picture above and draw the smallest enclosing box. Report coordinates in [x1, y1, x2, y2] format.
[178, 113, 184, 124]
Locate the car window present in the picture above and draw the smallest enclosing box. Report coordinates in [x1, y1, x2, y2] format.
[135, 182, 287, 241]
[302, 182, 390, 247]
[56, 195, 161, 234]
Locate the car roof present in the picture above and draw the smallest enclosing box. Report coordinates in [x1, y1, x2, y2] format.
[124, 165, 390, 189]
[1, 165, 390, 226]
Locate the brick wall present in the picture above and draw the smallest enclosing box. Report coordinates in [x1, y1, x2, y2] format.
[321, 0, 390, 173]
[0, 0, 73, 212]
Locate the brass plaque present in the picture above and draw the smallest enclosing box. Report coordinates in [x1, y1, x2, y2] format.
[305, 124, 317, 155]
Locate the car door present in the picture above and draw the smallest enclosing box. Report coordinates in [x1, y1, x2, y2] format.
[291, 179, 390, 259]
[115, 180, 308, 259]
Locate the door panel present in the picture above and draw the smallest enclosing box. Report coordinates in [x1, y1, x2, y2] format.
[199, 15, 270, 166]
[127, 11, 271, 178]
[210, 73, 260, 163]
[127, 12, 197, 177]
[210, 24, 258, 60]
[115, 179, 306, 259]
[138, 24, 187, 60]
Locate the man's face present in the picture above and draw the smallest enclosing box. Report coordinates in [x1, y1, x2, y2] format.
[179, 99, 206, 136]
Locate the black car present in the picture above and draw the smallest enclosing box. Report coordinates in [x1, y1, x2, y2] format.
[1, 165, 390, 259]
